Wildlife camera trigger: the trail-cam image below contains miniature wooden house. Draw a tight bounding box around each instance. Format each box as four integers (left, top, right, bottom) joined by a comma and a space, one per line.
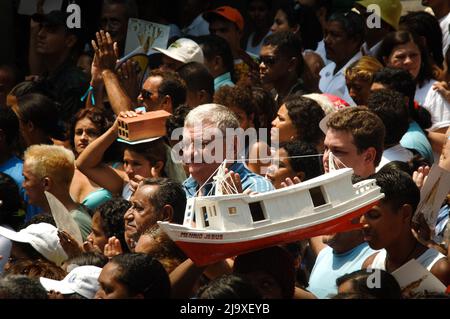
117, 110, 171, 142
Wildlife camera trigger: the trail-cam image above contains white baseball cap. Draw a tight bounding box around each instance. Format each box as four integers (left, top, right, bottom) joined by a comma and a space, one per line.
153, 38, 204, 64
40, 265, 102, 299
0, 223, 68, 266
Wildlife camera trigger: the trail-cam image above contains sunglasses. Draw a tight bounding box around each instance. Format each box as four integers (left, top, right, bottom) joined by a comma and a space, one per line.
140, 89, 153, 100
258, 55, 278, 66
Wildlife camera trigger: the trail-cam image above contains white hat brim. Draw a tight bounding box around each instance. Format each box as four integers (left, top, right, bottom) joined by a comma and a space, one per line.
0, 226, 33, 243
40, 277, 75, 295
152, 47, 186, 63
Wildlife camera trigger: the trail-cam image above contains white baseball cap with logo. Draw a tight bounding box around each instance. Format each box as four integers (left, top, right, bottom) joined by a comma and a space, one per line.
40, 265, 102, 299
0, 223, 68, 266
153, 38, 204, 64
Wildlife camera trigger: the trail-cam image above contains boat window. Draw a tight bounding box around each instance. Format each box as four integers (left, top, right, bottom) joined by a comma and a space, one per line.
249, 202, 265, 222
212, 206, 217, 216
309, 186, 327, 207
228, 207, 237, 215
202, 206, 209, 227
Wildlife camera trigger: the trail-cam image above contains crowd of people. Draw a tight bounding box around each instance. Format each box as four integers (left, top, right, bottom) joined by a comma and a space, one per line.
0, 0, 450, 299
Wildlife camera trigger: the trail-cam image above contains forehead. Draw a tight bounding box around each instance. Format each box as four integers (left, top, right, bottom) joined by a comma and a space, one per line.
260, 45, 277, 56
183, 122, 221, 138
324, 128, 355, 147
143, 76, 162, 90
133, 184, 159, 202
326, 20, 346, 34
75, 117, 96, 128
391, 42, 420, 54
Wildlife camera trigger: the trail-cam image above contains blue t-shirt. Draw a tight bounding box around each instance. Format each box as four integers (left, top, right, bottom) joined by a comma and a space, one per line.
0, 156, 42, 221
307, 242, 376, 299
400, 121, 434, 164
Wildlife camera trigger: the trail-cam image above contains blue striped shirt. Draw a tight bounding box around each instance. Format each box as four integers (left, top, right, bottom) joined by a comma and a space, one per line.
183, 162, 274, 198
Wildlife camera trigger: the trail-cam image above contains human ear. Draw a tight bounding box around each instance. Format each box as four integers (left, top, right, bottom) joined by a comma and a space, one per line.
400, 204, 413, 223
364, 147, 376, 164
161, 204, 174, 222
151, 161, 164, 177
161, 95, 173, 114
42, 177, 52, 191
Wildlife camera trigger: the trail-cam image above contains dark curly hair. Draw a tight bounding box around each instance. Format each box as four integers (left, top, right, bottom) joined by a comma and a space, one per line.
110, 253, 171, 299
281, 140, 323, 181
283, 94, 325, 146
214, 85, 258, 129
96, 197, 131, 251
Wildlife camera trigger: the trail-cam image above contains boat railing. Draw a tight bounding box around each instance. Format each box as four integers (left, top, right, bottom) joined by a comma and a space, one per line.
354, 180, 378, 195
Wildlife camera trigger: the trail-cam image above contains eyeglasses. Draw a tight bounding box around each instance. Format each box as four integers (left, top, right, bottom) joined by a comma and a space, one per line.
258, 56, 277, 66
140, 89, 153, 100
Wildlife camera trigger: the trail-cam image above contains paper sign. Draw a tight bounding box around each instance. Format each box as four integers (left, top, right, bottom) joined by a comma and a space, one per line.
392, 258, 446, 297
414, 164, 450, 228
124, 18, 170, 56
18, 0, 63, 15
45, 191, 83, 245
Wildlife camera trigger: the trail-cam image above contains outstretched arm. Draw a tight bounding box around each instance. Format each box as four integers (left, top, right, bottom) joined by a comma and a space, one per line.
91, 30, 134, 114
75, 117, 126, 195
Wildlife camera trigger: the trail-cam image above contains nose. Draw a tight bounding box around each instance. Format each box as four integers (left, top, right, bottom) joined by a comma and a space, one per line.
124, 208, 134, 221
271, 118, 278, 127
359, 213, 368, 225
270, 23, 277, 33
404, 56, 413, 65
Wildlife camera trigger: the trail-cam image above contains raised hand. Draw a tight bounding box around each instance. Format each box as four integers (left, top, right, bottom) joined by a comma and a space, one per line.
280, 176, 302, 188
58, 230, 83, 258
412, 165, 431, 189
91, 30, 119, 72
118, 59, 140, 101
104, 236, 124, 258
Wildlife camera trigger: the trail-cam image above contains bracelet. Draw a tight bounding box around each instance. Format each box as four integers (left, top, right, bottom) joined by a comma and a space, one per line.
80, 85, 96, 106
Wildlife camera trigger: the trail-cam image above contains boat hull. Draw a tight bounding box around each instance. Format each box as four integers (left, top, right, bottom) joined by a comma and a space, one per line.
167, 201, 378, 266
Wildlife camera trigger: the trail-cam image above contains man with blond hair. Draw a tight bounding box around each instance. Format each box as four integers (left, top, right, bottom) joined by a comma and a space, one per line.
23, 144, 91, 240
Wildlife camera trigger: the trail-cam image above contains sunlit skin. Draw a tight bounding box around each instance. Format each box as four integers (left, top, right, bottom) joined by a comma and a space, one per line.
384, 41, 421, 80
266, 148, 301, 189
271, 104, 298, 144
359, 202, 407, 251
123, 184, 162, 244
86, 212, 108, 252
182, 123, 231, 187
73, 117, 101, 156
324, 21, 360, 70
95, 262, 140, 299
137, 76, 162, 111
323, 128, 375, 178
346, 78, 372, 106
122, 149, 155, 182
22, 162, 46, 207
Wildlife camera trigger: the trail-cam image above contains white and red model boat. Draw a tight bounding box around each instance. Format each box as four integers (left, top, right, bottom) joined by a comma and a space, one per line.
158, 167, 384, 266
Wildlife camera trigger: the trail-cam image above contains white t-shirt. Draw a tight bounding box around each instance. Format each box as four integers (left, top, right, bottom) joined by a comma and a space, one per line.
415, 79, 450, 130
314, 39, 331, 65
319, 51, 361, 105
439, 12, 450, 55
376, 144, 414, 172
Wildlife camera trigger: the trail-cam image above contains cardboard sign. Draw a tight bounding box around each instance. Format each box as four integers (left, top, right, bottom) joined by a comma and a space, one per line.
414, 164, 450, 229
124, 18, 170, 56
392, 258, 446, 297
18, 0, 63, 15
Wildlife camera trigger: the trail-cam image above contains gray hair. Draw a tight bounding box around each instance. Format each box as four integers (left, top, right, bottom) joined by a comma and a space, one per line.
184, 103, 239, 135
